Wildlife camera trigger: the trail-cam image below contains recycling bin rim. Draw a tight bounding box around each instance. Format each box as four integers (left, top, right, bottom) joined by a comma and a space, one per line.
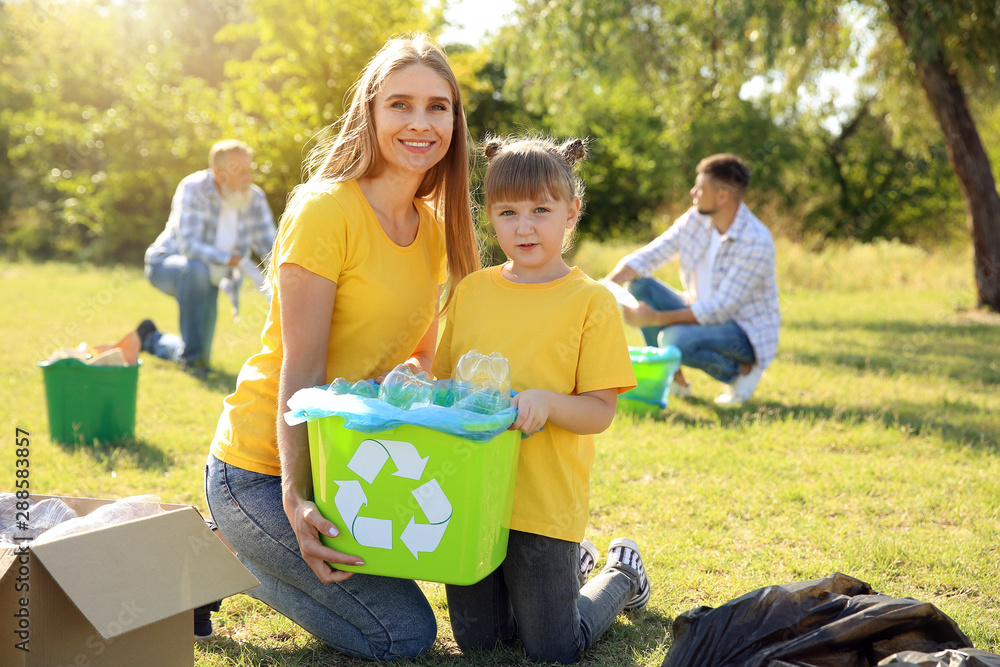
38, 357, 143, 370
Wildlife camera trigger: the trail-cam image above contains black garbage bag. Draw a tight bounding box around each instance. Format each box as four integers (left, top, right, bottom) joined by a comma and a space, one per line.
879, 649, 1000, 666
663, 572, 978, 667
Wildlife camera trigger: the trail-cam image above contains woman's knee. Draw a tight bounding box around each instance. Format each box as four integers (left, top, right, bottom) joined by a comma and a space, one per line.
368, 606, 437, 661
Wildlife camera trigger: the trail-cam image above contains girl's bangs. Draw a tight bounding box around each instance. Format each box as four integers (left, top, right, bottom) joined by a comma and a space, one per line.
486, 153, 569, 205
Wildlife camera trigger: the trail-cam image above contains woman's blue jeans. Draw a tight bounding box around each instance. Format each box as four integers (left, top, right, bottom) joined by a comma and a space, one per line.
145, 255, 217, 365
205, 454, 436, 661
628, 277, 755, 383
445, 530, 637, 664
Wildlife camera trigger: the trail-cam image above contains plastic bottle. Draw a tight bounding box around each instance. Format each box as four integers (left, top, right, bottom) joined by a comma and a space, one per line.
0, 494, 79, 543
378, 364, 434, 410
328, 377, 379, 398
33, 495, 163, 544
452, 350, 512, 414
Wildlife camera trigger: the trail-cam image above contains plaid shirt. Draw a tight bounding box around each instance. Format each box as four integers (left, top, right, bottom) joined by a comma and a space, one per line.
622, 203, 780, 369
145, 169, 276, 271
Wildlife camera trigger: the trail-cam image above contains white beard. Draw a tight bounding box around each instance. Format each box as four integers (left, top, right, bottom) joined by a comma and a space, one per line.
220, 186, 253, 211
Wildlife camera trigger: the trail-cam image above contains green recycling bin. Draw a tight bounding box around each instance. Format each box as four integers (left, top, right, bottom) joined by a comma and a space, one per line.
308, 417, 521, 585
38, 357, 140, 445
618, 345, 682, 415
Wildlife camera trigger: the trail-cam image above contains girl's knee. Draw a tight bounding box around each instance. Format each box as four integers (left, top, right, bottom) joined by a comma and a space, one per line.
522, 639, 582, 665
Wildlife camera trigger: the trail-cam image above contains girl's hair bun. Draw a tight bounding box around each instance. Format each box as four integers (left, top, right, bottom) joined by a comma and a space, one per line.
483, 137, 504, 162
560, 137, 588, 167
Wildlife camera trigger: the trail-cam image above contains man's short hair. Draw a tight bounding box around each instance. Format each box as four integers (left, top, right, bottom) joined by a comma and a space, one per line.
697, 154, 750, 199
209, 140, 254, 169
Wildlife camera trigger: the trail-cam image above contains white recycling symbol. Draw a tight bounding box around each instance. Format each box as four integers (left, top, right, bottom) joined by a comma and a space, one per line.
334, 438, 452, 558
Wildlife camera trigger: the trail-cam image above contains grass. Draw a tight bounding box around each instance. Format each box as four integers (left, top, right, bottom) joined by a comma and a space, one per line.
1, 238, 998, 666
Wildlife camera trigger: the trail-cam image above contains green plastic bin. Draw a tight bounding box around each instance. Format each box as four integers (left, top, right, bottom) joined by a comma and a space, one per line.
308, 417, 521, 585
38, 357, 140, 445
618, 345, 682, 415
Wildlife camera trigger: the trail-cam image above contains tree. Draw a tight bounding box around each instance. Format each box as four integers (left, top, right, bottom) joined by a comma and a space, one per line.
879, 0, 1000, 309
0, 0, 228, 259
213, 0, 436, 206
747, 0, 1000, 307
0, 0, 436, 261
489, 1, 838, 238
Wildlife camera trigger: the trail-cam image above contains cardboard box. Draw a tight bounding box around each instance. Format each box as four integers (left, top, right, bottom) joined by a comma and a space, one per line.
0, 495, 259, 667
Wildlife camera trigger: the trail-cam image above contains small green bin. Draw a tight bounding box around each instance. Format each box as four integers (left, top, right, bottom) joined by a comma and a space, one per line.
38, 357, 140, 445
308, 417, 521, 585
618, 345, 682, 415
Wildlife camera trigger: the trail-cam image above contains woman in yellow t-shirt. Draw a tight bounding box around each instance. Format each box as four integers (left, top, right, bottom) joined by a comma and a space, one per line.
204, 34, 479, 660
432, 136, 643, 664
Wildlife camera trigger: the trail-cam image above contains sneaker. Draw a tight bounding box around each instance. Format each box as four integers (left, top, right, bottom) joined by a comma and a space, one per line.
605, 538, 650, 611
578, 539, 599, 588
669, 379, 692, 398
714, 365, 763, 405
193, 599, 222, 641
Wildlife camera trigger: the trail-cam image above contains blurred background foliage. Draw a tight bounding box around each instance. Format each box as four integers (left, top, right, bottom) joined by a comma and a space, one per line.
0, 0, 996, 263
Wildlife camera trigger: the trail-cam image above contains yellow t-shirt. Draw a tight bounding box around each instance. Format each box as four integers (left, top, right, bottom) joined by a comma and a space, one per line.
211, 180, 447, 475
433, 265, 636, 542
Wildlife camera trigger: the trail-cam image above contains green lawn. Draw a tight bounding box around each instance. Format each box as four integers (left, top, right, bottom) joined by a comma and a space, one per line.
2, 239, 998, 666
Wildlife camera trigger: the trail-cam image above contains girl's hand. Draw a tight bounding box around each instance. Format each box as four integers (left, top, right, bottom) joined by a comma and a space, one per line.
285, 496, 363, 584
510, 389, 551, 435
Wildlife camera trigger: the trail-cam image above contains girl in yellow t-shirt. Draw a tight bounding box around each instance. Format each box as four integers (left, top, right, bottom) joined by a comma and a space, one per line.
204, 34, 479, 660
432, 136, 644, 663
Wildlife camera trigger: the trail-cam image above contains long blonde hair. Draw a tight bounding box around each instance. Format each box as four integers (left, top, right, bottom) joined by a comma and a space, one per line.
270, 33, 480, 298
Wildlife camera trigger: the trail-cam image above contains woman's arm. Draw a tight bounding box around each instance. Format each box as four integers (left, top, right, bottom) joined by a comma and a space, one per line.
277, 262, 364, 583
510, 387, 618, 436
404, 287, 442, 377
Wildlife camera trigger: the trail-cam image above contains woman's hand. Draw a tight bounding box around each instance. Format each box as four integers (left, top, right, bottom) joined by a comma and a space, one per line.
285, 495, 363, 583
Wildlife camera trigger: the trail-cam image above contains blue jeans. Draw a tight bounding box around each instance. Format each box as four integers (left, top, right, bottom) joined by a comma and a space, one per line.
144, 255, 218, 365
445, 530, 636, 664
628, 277, 755, 383
204, 454, 436, 661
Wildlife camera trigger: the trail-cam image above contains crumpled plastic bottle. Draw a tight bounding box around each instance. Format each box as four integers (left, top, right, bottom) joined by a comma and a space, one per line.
378, 364, 434, 410
32, 494, 163, 544
0, 494, 79, 543
328, 377, 378, 398
452, 350, 512, 415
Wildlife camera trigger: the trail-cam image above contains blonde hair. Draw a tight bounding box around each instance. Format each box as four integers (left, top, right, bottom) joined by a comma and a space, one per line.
270, 33, 480, 296
482, 135, 588, 250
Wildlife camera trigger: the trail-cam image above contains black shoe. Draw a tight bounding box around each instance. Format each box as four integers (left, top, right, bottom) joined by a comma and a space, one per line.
194, 599, 222, 641
136, 319, 157, 350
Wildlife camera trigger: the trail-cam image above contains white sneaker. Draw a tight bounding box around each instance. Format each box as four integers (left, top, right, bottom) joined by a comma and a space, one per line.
579, 539, 599, 588
715, 365, 763, 405
604, 538, 650, 610
669, 379, 692, 398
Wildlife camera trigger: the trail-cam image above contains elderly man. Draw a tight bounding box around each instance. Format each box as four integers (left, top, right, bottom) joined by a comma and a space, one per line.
606, 154, 780, 404
141, 140, 276, 375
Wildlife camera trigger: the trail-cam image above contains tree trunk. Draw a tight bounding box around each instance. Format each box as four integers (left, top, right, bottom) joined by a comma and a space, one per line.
888, 2, 1000, 310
